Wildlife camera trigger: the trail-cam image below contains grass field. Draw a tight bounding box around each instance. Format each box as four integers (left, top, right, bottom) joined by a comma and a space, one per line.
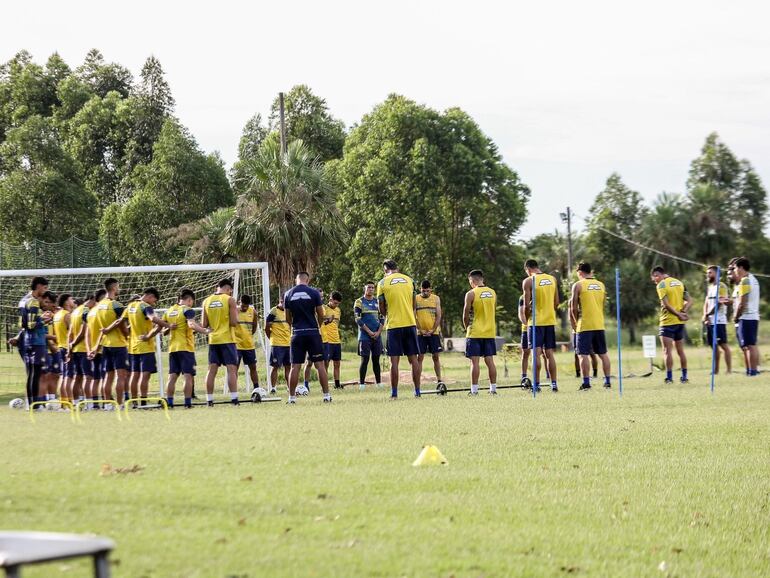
1, 347, 769, 577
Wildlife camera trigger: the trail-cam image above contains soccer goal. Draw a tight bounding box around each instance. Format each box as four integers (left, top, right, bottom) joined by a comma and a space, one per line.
0, 262, 271, 400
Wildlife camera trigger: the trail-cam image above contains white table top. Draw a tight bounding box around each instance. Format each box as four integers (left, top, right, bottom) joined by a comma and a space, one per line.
0, 531, 114, 567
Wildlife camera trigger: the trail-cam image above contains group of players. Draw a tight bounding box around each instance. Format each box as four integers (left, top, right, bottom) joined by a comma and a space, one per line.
16, 276, 265, 410
13, 254, 762, 409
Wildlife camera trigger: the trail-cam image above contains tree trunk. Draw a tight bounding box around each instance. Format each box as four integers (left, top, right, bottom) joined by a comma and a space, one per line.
628, 322, 636, 345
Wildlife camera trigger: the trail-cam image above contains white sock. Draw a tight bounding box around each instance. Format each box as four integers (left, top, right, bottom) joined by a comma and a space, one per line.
490, 383, 497, 392
46, 393, 54, 401
471, 384, 479, 394
289, 395, 296, 402
206, 393, 214, 402
230, 391, 238, 400
324, 393, 331, 400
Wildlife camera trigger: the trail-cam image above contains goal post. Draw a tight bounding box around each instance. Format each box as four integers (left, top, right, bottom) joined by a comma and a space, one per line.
0, 262, 271, 401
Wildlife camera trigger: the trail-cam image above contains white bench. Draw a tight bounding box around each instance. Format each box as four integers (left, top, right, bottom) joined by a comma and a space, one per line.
0, 532, 114, 577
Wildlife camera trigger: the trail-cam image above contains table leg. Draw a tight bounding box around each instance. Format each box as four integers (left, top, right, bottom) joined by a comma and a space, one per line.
94, 552, 111, 578
5, 565, 21, 578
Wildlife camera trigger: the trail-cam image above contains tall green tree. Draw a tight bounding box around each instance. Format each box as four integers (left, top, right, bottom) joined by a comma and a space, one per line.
75, 49, 133, 98
332, 95, 529, 334
230, 113, 269, 195
0, 115, 96, 242
225, 138, 348, 292
269, 85, 345, 162
102, 118, 232, 264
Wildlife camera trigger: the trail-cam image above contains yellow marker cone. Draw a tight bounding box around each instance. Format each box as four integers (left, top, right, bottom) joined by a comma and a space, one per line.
413, 445, 448, 466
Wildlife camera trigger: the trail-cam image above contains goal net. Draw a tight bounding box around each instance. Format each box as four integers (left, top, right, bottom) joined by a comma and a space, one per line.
0, 262, 271, 401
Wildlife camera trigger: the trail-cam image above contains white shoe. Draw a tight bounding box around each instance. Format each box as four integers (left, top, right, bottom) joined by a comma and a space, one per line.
376, 383, 384, 389
103, 404, 115, 411
359, 383, 366, 391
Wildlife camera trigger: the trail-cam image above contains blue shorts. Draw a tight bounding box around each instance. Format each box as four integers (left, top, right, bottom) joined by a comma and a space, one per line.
527, 325, 557, 350
737, 319, 759, 347
576, 330, 607, 355
169, 351, 196, 375
102, 346, 129, 373
130, 352, 157, 374
290, 333, 324, 364
24, 344, 47, 366
238, 348, 257, 366
90, 354, 104, 380
521, 331, 529, 350
386, 326, 420, 357
59, 349, 74, 378
324, 343, 342, 362
269, 345, 291, 368
659, 324, 685, 342
44, 351, 62, 374
705, 324, 727, 346
465, 338, 497, 358
208, 343, 238, 367
418, 334, 443, 355
358, 338, 383, 357
71, 352, 88, 376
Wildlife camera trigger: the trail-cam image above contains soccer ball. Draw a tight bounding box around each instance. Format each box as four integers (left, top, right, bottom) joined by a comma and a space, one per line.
8, 398, 25, 410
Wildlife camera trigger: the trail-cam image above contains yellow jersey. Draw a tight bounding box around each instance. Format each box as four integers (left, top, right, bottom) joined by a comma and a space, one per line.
266, 306, 291, 347
656, 277, 686, 327
69, 304, 88, 353
95, 298, 128, 348
203, 293, 235, 345
86, 304, 102, 352
415, 293, 441, 334
163, 304, 195, 353
466, 286, 497, 338
126, 300, 156, 354
52, 309, 70, 349
376, 273, 416, 329
235, 306, 257, 350
529, 273, 557, 327
576, 278, 605, 332
320, 305, 341, 344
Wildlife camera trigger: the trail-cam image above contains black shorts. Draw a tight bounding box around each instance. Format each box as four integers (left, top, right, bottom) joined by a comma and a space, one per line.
737, 319, 758, 347
358, 338, 383, 357
576, 330, 607, 355
169, 351, 196, 375
130, 352, 157, 374
386, 326, 420, 357
208, 343, 238, 367
90, 354, 104, 380
659, 324, 685, 342
291, 333, 324, 364
418, 334, 443, 355
238, 348, 257, 366
527, 326, 557, 350
102, 346, 129, 373
465, 338, 497, 358
270, 345, 291, 368
43, 351, 62, 374
705, 324, 727, 346
521, 331, 529, 350
24, 344, 47, 367
323, 343, 342, 362
72, 352, 88, 376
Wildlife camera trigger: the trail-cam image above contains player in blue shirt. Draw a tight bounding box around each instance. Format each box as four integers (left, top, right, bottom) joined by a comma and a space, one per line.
354, 281, 384, 390
19, 276, 53, 407
283, 272, 331, 404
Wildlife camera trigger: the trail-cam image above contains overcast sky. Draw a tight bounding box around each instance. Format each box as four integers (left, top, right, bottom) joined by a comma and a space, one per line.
5, 0, 769, 239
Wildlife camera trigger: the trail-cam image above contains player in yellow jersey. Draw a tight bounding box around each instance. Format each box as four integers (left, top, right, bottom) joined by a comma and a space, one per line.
235, 294, 263, 393
523, 259, 560, 392
651, 266, 692, 383
702, 265, 732, 374
377, 259, 421, 398
463, 269, 498, 395
84, 288, 107, 408
321, 291, 343, 390
95, 278, 130, 406
202, 278, 240, 406
53, 293, 75, 403
415, 280, 445, 389
569, 263, 611, 391
68, 294, 96, 406
162, 289, 210, 408
125, 288, 173, 403
265, 296, 291, 394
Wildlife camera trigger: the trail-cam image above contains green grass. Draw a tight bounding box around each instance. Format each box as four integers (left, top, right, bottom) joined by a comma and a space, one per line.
1, 348, 769, 577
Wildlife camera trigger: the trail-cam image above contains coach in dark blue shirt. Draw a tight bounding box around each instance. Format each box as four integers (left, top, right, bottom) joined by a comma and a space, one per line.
283, 272, 332, 403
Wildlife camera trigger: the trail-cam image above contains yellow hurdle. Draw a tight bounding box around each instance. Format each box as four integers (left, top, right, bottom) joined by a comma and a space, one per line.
28, 400, 75, 423
123, 398, 171, 421
74, 399, 122, 423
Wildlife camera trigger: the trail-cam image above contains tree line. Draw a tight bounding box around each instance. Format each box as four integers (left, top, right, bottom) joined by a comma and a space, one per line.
1, 51, 767, 339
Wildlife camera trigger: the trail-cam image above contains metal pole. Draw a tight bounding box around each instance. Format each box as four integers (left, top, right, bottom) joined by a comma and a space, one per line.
710, 266, 721, 394
566, 207, 573, 281
616, 268, 623, 397
279, 92, 287, 158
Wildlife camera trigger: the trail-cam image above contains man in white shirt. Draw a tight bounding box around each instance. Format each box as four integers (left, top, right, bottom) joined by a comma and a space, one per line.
730, 257, 760, 376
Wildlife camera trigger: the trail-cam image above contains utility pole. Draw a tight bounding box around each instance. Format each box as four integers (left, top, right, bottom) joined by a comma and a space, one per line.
278, 92, 287, 159
561, 206, 573, 280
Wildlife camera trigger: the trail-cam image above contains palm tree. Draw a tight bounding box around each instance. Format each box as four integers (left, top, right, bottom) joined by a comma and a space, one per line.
225, 138, 348, 292
165, 206, 237, 264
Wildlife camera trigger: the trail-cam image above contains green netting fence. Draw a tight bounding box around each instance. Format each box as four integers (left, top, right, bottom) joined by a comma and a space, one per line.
0, 237, 109, 270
